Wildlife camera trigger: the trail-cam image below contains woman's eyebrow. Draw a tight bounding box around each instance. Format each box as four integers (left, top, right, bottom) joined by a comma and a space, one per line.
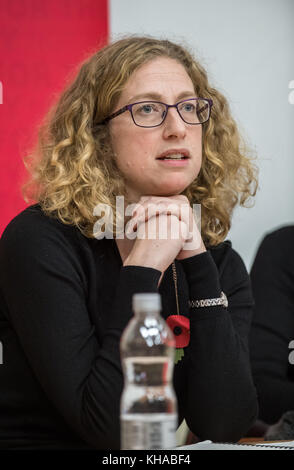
128, 91, 196, 102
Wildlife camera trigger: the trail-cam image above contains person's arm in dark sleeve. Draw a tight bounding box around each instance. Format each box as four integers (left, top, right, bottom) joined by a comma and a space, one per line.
249, 228, 294, 424
0, 216, 161, 449
178, 247, 258, 442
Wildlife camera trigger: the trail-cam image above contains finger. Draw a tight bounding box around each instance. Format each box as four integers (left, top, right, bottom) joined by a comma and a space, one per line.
140, 199, 183, 218
168, 215, 189, 242
131, 201, 144, 218
131, 203, 182, 232
125, 217, 139, 239
138, 196, 150, 204
136, 213, 187, 242
167, 194, 189, 202
134, 198, 193, 230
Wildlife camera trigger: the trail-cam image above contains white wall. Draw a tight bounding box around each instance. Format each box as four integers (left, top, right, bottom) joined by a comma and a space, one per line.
110, 0, 294, 270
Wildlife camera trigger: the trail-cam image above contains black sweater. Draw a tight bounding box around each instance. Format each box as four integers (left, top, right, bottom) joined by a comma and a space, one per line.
250, 226, 294, 424
0, 204, 258, 449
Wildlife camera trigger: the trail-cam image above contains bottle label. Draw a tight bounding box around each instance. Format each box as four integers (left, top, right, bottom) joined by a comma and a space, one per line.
120, 413, 177, 450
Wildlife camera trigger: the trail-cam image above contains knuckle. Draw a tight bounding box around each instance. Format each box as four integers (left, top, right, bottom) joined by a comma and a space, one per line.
179, 220, 189, 237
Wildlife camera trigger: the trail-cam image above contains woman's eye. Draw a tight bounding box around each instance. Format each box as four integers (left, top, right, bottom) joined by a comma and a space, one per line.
181, 103, 195, 112
139, 104, 158, 113
136, 103, 161, 114
142, 105, 153, 113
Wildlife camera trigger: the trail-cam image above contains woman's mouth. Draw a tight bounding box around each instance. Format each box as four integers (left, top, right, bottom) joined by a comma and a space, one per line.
156, 151, 190, 166
156, 154, 190, 166
157, 153, 189, 161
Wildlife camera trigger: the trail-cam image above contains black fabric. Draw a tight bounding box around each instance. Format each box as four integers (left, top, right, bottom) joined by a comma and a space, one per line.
0, 204, 258, 449
250, 226, 294, 424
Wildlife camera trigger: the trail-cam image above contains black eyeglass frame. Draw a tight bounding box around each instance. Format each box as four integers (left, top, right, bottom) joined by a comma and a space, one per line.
101, 98, 213, 128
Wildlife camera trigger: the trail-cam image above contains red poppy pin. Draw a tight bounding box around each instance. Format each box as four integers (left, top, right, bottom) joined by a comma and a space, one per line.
166, 315, 190, 364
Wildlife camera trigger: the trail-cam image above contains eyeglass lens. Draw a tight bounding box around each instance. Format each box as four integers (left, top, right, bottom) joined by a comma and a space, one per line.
131, 99, 210, 127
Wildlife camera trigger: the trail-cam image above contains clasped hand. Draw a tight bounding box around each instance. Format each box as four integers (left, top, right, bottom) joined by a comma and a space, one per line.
124, 195, 206, 273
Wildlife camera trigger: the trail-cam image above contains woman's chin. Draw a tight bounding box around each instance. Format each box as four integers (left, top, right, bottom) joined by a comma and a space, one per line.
152, 183, 190, 197
127, 180, 192, 200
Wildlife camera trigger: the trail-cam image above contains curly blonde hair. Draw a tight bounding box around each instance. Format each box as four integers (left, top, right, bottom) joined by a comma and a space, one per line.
22, 35, 258, 246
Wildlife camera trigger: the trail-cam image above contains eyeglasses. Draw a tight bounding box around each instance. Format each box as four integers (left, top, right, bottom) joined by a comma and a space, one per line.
101, 98, 213, 128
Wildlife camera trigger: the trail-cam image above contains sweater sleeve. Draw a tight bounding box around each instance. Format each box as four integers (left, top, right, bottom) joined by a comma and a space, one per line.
249, 228, 294, 424
0, 213, 161, 450
178, 248, 258, 442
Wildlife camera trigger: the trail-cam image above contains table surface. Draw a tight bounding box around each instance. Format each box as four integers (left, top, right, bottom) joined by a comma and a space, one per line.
177, 439, 294, 450
238, 438, 293, 444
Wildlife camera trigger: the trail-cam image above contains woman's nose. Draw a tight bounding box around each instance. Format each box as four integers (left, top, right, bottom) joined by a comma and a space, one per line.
162, 107, 187, 139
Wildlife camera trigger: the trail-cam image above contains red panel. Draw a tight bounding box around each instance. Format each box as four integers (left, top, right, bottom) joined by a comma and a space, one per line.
0, 0, 108, 233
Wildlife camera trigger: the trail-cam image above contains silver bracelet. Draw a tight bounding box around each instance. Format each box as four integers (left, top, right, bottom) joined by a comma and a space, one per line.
189, 291, 228, 309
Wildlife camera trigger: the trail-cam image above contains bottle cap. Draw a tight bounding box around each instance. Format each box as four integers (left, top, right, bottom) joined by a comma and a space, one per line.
132, 293, 162, 313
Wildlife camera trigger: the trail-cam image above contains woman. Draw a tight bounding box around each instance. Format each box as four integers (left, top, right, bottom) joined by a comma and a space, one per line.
0, 36, 258, 449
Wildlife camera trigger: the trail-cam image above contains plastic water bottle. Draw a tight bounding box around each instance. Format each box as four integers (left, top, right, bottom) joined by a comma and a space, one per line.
120, 292, 178, 450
